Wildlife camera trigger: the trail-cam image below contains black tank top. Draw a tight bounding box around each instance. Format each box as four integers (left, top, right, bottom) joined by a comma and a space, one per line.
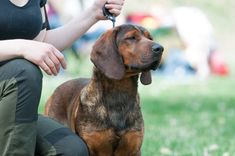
0, 0, 47, 40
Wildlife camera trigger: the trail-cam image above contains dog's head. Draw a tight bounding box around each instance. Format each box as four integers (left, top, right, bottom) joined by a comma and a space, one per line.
91, 24, 164, 85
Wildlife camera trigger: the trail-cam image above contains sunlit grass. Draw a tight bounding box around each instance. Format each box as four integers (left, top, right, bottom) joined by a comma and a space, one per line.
140, 76, 235, 155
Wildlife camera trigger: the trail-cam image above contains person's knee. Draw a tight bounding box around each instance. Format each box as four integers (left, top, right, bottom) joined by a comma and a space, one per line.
14, 59, 42, 88
10, 59, 43, 122
5, 58, 43, 88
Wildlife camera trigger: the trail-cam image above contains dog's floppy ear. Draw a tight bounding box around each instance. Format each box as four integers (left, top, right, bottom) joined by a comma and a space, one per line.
91, 28, 125, 80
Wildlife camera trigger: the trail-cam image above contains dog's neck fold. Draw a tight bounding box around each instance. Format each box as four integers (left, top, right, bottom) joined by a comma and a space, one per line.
80, 67, 139, 108
92, 67, 138, 94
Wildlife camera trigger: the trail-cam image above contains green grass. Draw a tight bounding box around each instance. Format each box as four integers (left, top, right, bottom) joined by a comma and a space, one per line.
39, 72, 235, 156
139, 76, 235, 155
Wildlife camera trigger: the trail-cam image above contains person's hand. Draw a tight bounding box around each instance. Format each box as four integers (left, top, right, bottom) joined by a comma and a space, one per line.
92, 0, 125, 20
19, 40, 67, 76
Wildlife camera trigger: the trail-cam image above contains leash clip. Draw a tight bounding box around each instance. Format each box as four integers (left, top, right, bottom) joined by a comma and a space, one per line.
102, 3, 116, 28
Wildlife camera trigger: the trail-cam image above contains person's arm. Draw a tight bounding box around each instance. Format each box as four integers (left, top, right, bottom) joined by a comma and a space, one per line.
40, 0, 124, 51
0, 40, 23, 62
0, 0, 124, 76
0, 39, 66, 76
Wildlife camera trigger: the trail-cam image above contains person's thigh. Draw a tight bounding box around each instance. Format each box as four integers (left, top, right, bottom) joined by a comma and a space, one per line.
0, 59, 43, 156
0, 58, 43, 122
36, 115, 89, 156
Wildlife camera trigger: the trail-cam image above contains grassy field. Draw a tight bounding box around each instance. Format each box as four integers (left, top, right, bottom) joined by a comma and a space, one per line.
140, 76, 235, 156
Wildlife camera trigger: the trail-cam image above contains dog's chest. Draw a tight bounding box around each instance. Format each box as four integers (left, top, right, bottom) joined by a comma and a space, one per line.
107, 98, 137, 130
81, 91, 142, 131
79, 78, 143, 131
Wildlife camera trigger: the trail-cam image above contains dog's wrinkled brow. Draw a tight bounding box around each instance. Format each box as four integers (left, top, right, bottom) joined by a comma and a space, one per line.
117, 25, 141, 38
116, 25, 152, 44
125, 30, 138, 37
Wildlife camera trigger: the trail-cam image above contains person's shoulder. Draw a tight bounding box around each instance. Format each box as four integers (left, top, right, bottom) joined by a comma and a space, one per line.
40, 0, 47, 7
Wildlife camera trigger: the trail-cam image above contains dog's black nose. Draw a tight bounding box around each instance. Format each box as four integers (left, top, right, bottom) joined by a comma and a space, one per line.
152, 44, 164, 54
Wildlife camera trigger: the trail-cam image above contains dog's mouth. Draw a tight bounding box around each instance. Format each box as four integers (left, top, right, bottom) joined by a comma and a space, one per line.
126, 59, 161, 73
148, 60, 161, 70
124, 58, 162, 85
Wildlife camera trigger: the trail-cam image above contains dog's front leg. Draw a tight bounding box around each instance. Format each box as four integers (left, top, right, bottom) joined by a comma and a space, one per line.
114, 130, 143, 156
81, 129, 117, 156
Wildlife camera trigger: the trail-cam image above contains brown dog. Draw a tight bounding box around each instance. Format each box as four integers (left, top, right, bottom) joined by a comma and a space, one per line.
44, 24, 164, 156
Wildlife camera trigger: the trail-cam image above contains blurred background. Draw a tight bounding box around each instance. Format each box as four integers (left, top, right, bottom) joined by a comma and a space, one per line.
39, 0, 235, 155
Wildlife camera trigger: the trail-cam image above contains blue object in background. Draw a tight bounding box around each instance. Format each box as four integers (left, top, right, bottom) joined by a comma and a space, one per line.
156, 48, 196, 77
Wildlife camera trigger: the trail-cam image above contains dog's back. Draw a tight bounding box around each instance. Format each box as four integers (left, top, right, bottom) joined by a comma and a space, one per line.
45, 78, 89, 127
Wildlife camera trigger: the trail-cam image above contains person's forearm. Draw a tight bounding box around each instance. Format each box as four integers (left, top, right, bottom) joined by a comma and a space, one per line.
0, 39, 23, 61
43, 6, 99, 51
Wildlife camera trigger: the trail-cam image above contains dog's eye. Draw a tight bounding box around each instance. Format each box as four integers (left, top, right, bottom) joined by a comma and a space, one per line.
126, 36, 136, 40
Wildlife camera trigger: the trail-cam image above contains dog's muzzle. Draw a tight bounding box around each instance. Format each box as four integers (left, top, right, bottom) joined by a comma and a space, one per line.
152, 44, 164, 57
149, 44, 164, 70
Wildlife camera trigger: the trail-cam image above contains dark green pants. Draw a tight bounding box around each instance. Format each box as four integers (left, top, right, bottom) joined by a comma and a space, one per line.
0, 59, 88, 156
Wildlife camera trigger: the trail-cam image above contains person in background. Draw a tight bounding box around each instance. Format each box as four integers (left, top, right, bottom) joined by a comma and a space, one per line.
172, 6, 215, 79
0, 0, 125, 155
48, 0, 120, 57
